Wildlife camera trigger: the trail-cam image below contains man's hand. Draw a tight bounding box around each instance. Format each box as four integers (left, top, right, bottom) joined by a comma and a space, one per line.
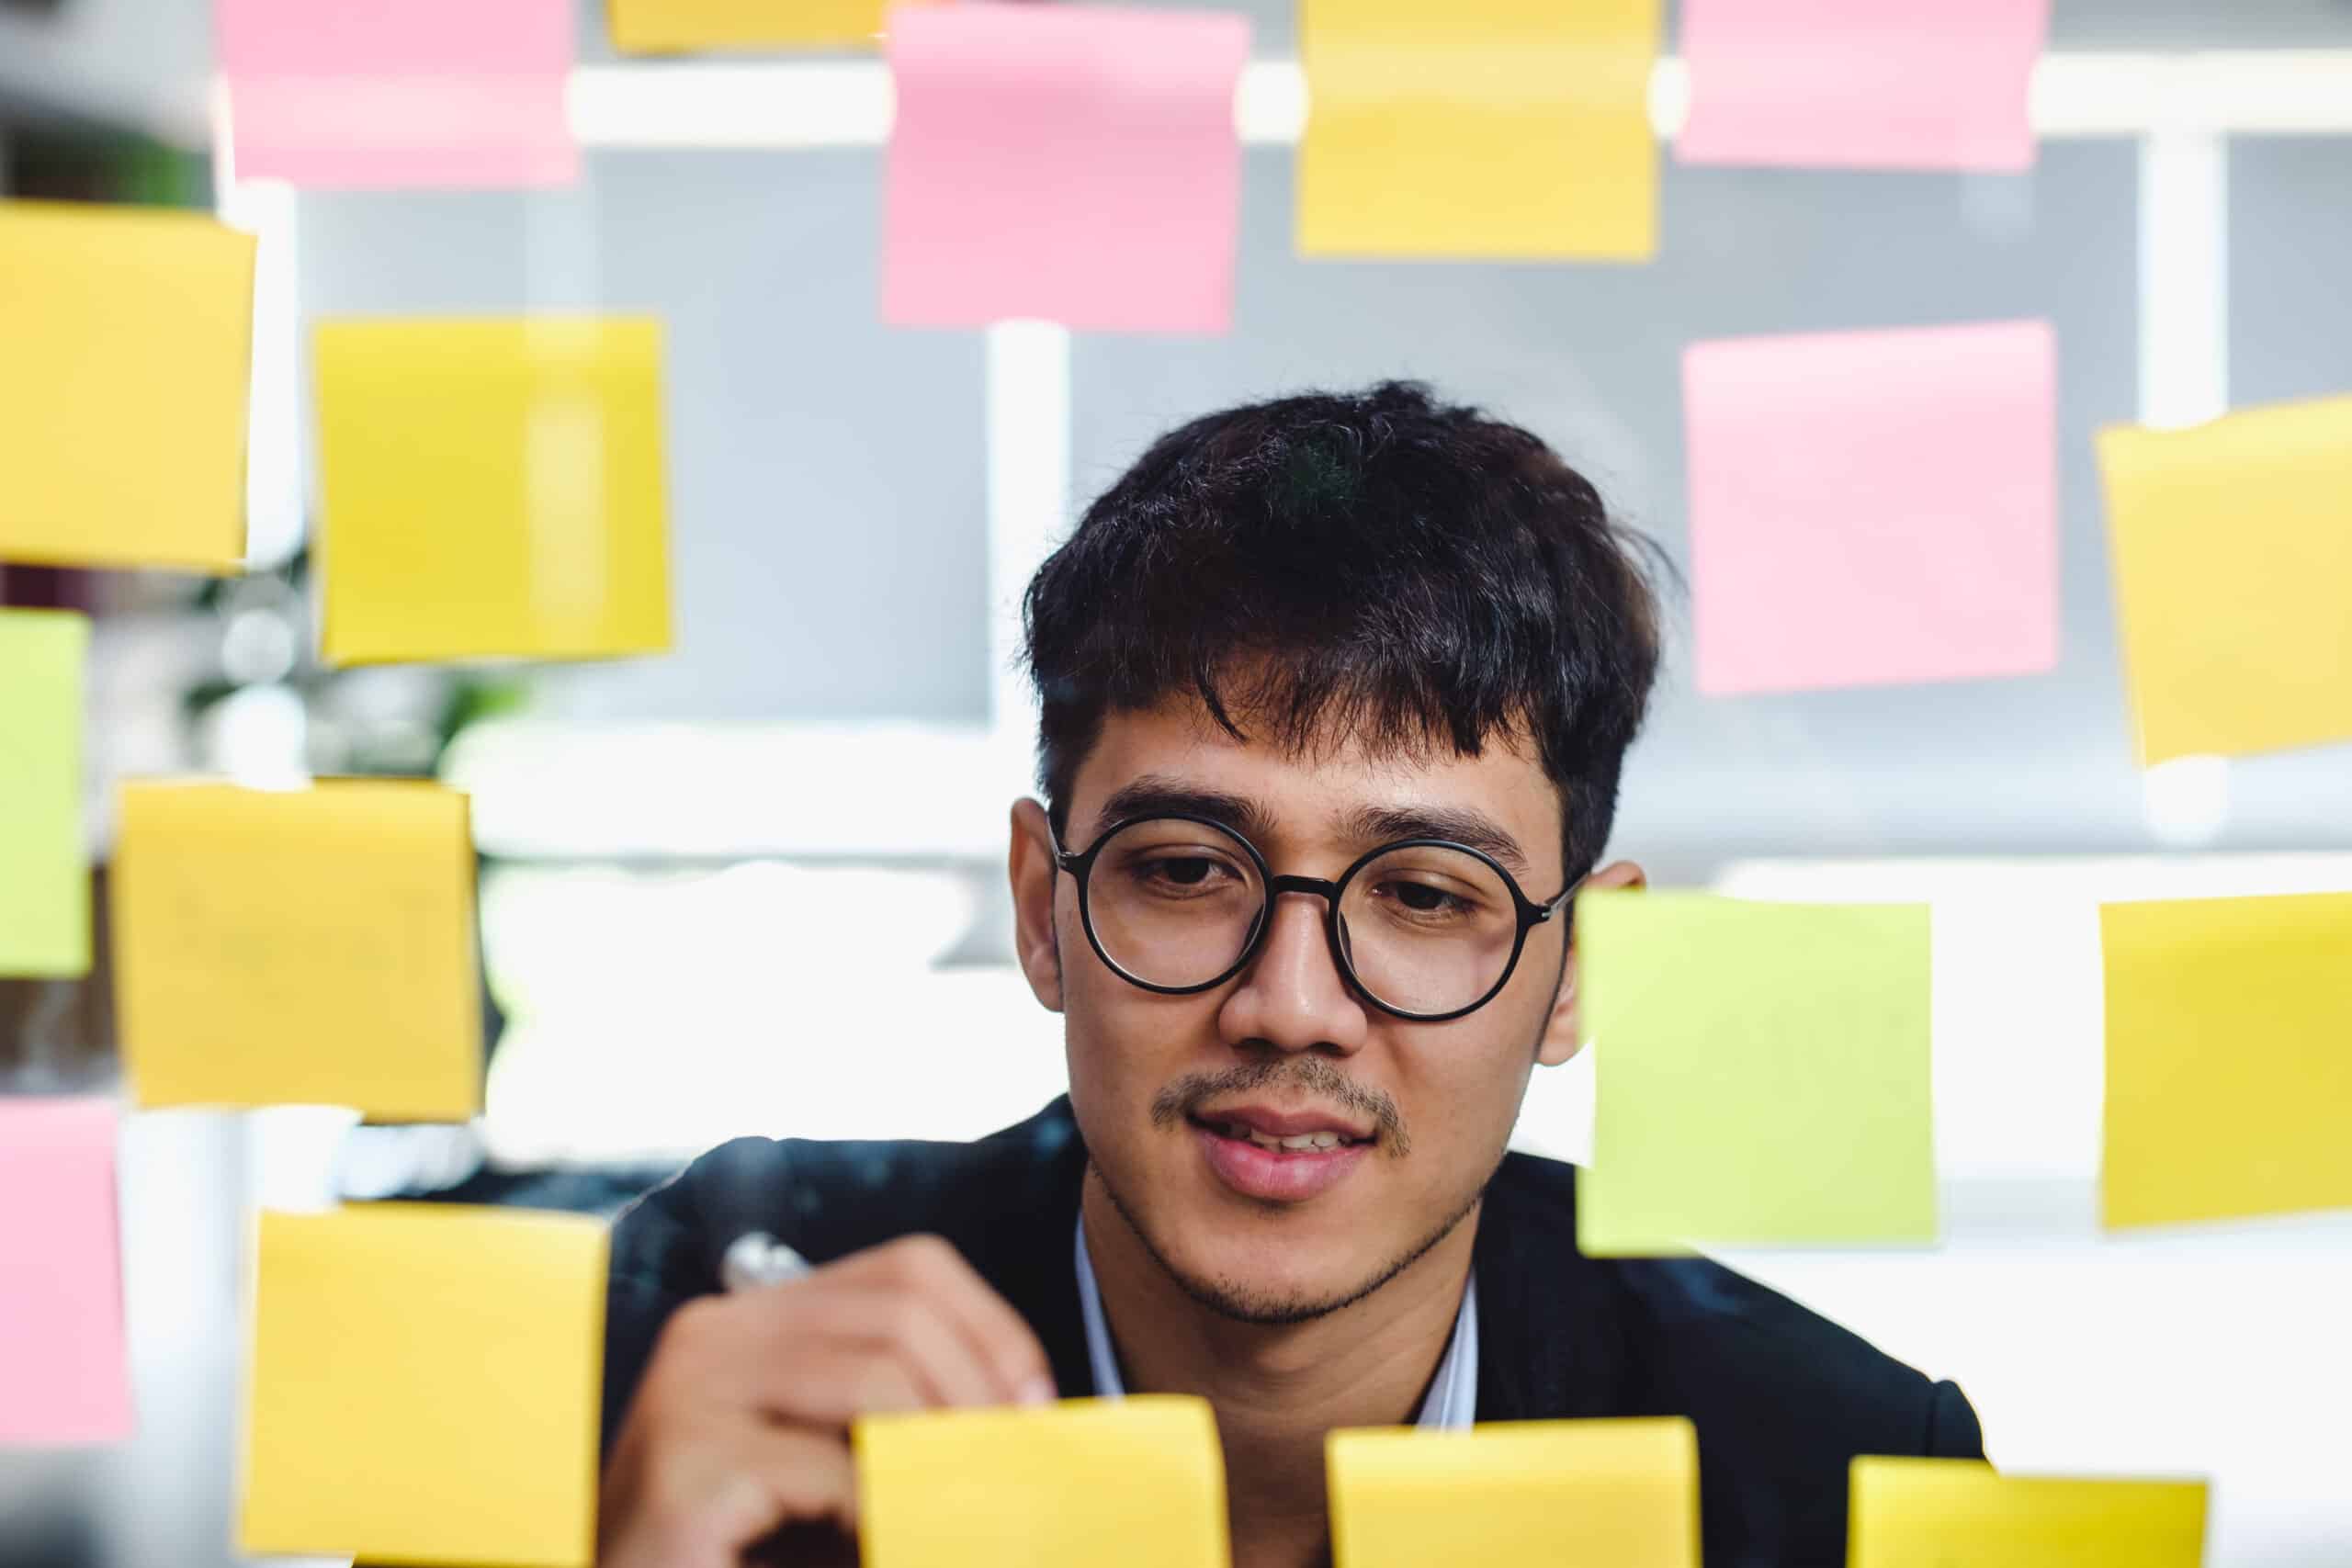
597, 1234, 1057, 1568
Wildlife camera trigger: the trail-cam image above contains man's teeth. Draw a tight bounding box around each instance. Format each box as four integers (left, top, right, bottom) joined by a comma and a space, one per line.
1224, 1122, 1349, 1151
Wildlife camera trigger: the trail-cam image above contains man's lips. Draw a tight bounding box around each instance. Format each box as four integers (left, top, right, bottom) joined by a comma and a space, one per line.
1186, 1112, 1375, 1203
1189, 1101, 1376, 1145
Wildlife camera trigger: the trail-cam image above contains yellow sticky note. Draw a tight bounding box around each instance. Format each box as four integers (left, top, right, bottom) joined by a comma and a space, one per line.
112, 780, 482, 1120
607, 0, 921, 51
856, 1395, 1228, 1568
0, 200, 250, 572
315, 316, 673, 665
1297, 0, 1660, 260
1577, 890, 1938, 1255
243, 1204, 607, 1566
0, 611, 90, 977
1329, 1418, 1698, 1568
2101, 891, 2352, 1231
2098, 397, 2352, 764
1850, 1457, 2208, 1567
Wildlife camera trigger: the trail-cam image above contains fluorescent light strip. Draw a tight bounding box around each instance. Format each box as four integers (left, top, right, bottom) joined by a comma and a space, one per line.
983, 321, 1071, 747
568, 51, 2352, 150
569, 60, 892, 148
211, 83, 307, 571
443, 719, 1014, 860
2130, 128, 2233, 843
2137, 130, 2231, 430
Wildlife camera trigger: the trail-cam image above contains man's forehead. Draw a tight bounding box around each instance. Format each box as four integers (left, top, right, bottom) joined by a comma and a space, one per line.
1069, 698, 1563, 863
1104, 689, 1540, 765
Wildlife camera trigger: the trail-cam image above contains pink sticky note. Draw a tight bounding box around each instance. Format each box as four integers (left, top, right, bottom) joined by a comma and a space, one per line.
1677, 0, 2049, 172
0, 1098, 132, 1446
1685, 320, 2058, 696
214, 0, 578, 188
884, 3, 1250, 333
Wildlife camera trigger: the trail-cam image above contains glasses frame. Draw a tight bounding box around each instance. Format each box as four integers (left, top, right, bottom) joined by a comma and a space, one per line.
1051, 811, 1577, 1023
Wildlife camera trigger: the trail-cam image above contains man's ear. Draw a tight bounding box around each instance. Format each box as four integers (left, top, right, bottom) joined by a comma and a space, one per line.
1008, 797, 1066, 1013
1535, 859, 1646, 1067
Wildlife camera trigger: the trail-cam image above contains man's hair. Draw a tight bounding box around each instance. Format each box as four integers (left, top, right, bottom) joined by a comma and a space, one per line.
1021, 381, 1665, 887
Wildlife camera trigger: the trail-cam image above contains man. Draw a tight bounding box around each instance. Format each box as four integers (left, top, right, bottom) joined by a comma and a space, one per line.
595, 384, 1984, 1568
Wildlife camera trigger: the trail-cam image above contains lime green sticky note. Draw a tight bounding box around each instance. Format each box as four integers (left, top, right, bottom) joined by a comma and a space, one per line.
2101, 891, 2352, 1231
314, 316, 673, 666
1850, 1457, 2208, 1566
243, 1204, 608, 1566
0, 610, 91, 977
2098, 397, 2352, 763
855, 1395, 1228, 1568
1329, 1418, 1698, 1568
1577, 891, 1938, 1255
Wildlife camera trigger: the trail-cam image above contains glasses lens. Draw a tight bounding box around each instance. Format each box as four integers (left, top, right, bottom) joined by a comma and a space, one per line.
1084, 818, 1265, 989
1339, 844, 1521, 1016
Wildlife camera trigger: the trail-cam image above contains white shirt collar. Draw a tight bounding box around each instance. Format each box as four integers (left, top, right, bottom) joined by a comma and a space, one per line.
1073, 1214, 1479, 1428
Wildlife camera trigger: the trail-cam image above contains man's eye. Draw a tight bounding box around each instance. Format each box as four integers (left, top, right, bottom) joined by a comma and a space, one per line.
1383, 880, 1468, 915
1148, 857, 1221, 887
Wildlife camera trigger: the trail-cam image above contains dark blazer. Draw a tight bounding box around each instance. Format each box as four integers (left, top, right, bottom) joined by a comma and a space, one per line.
605, 1098, 1986, 1567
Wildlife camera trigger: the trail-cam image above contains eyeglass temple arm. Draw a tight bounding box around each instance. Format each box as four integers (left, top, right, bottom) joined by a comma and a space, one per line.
1044, 815, 1080, 874
1532, 875, 1588, 922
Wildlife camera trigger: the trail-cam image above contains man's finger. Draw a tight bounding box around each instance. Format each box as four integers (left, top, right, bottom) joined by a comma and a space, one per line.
601, 1422, 857, 1568
864, 1235, 1059, 1404
729, 1235, 1056, 1409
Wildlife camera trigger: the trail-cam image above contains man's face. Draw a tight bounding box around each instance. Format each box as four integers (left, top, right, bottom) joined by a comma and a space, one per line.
1028, 699, 1579, 1325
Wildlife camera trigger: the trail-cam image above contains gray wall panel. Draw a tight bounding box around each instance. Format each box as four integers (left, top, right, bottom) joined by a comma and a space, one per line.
1071, 144, 2180, 877
299, 151, 994, 725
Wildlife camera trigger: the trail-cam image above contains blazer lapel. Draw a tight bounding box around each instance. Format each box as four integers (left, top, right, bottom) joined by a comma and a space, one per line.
966, 1098, 1098, 1400
1471, 1154, 1634, 1422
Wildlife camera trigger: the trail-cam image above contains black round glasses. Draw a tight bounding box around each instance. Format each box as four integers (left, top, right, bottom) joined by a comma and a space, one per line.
1051, 813, 1577, 1023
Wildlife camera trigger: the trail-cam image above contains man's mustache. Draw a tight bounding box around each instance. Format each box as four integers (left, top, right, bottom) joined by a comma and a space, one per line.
1149, 1055, 1410, 1157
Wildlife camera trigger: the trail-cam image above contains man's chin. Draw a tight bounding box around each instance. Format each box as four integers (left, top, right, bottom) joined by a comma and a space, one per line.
1166, 1269, 1365, 1328
1099, 1168, 1362, 1318
1096, 1151, 1490, 1335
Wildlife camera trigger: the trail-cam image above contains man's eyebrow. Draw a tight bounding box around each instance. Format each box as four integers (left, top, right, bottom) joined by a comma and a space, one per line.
1086, 780, 1537, 883
1338, 803, 1534, 881
1089, 776, 1276, 846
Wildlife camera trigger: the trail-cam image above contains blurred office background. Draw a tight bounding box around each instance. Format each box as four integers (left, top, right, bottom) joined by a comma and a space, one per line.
2, 0, 2349, 1562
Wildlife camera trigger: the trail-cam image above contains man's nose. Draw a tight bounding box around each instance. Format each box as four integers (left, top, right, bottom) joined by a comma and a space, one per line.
1216, 889, 1368, 1055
